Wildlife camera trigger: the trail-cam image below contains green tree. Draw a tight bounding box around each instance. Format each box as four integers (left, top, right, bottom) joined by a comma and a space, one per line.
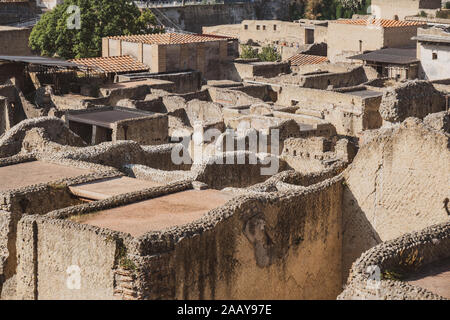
240, 44, 259, 59
258, 45, 281, 62
29, 0, 162, 59
288, 1, 306, 21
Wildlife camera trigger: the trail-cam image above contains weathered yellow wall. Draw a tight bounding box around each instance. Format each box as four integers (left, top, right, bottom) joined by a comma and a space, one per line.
342, 118, 450, 279
139, 179, 344, 300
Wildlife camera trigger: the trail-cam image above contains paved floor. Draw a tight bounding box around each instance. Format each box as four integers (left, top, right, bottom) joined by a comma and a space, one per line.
406, 257, 450, 299
73, 189, 235, 236
0, 161, 92, 192
69, 176, 163, 200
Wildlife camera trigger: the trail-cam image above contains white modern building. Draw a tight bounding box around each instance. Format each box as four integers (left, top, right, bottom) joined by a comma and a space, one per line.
414, 26, 450, 80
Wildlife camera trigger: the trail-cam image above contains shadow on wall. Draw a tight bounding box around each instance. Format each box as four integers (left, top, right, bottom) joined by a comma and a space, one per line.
342, 186, 382, 282
136, 177, 344, 300
341, 116, 450, 282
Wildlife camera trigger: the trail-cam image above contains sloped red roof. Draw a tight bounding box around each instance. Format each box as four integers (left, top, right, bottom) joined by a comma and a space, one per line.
288, 53, 328, 66
106, 33, 230, 45
69, 55, 149, 73
332, 19, 426, 28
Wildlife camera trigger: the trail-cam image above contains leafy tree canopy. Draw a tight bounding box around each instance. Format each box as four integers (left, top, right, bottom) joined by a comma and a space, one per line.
29, 0, 162, 59
240, 44, 259, 60
258, 45, 281, 62
240, 44, 281, 62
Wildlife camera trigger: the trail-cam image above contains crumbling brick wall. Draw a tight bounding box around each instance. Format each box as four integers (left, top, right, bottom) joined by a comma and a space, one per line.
380, 81, 446, 124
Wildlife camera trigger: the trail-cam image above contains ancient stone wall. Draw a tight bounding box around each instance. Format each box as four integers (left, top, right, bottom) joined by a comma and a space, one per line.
15, 215, 123, 299
342, 118, 450, 279
99, 81, 175, 106
339, 221, 450, 300
379, 81, 446, 124
0, 97, 12, 136
275, 85, 382, 137
0, 27, 32, 56
193, 152, 281, 189
185, 99, 223, 125
424, 111, 450, 133
0, 117, 85, 158
208, 86, 265, 107
6, 162, 344, 300
222, 61, 291, 82
0, 156, 121, 299
13, 181, 192, 299
117, 71, 202, 94
256, 65, 369, 90
281, 137, 356, 174
112, 114, 169, 146
134, 177, 343, 299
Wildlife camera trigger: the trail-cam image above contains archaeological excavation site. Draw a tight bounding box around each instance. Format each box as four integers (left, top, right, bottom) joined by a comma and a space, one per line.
0, 0, 449, 302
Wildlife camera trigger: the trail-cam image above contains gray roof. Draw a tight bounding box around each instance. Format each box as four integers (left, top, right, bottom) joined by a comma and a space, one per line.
0, 55, 79, 68
349, 48, 419, 65
67, 109, 151, 129
346, 89, 383, 98
412, 35, 450, 44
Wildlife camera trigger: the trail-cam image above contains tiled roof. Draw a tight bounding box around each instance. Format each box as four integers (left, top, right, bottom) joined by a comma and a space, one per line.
106, 33, 230, 45
288, 53, 328, 66
332, 19, 426, 28
69, 55, 149, 73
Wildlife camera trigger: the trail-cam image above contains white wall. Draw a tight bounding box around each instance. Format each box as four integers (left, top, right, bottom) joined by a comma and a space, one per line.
419, 43, 450, 80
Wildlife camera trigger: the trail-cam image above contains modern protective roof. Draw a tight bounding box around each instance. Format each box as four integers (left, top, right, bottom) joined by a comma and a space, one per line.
69, 55, 149, 74
66, 109, 152, 129
413, 34, 450, 44
349, 47, 419, 65
106, 32, 231, 45
332, 19, 426, 28
0, 55, 79, 68
288, 53, 328, 66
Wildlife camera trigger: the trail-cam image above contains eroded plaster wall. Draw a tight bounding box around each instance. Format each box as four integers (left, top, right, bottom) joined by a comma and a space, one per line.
136, 178, 344, 300
342, 118, 450, 278
15, 217, 121, 300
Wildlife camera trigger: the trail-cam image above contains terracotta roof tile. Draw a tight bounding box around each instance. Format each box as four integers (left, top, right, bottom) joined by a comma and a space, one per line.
332, 19, 426, 28
106, 33, 231, 45
288, 54, 328, 66
69, 55, 149, 73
